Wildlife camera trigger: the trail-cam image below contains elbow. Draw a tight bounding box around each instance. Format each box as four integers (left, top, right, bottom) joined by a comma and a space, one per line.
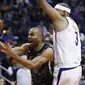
26, 63, 37, 70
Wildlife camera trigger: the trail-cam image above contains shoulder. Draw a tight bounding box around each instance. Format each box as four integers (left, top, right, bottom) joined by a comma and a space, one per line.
42, 44, 53, 55
40, 43, 53, 55
44, 43, 53, 49
35, 43, 53, 56
41, 46, 53, 61
66, 17, 79, 31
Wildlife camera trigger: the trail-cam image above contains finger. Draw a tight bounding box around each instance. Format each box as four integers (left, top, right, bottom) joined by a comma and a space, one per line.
4, 43, 12, 50
4, 44, 13, 56
4, 43, 10, 51
5, 42, 11, 48
4, 43, 14, 54
2, 44, 10, 55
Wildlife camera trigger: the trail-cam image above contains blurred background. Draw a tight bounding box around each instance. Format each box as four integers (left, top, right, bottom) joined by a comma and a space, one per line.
0, 0, 85, 85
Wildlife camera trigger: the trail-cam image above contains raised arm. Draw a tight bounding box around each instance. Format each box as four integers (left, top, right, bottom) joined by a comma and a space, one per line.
36, 0, 61, 21
36, 0, 67, 31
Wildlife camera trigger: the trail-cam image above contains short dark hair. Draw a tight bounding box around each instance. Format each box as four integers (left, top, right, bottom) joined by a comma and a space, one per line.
31, 27, 45, 42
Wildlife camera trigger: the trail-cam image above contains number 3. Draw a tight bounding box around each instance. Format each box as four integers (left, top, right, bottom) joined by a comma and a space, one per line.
75, 31, 78, 46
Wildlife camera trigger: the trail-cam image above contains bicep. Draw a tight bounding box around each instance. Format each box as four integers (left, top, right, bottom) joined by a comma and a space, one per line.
32, 48, 53, 68
12, 47, 24, 55
12, 45, 28, 55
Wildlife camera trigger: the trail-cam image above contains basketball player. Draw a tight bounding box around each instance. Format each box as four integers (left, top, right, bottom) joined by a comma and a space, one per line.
12, 55, 32, 85
36, 0, 82, 85
0, 27, 54, 85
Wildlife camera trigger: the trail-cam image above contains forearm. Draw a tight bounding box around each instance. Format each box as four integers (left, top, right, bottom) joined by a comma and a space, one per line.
0, 42, 6, 51
36, 0, 46, 4
10, 52, 34, 69
36, 0, 57, 21
12, 47, 25, 55
11, 43, 30, 55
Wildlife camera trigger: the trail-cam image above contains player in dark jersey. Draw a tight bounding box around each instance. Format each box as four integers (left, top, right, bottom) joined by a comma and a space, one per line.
28, 42, 53, 85
1, 27, 54, 85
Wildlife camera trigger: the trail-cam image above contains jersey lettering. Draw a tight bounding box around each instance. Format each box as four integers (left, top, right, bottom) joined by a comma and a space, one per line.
75, 31, 78, 46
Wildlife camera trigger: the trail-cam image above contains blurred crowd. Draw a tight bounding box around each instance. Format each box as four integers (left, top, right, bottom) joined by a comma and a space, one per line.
0, 0, 85, 85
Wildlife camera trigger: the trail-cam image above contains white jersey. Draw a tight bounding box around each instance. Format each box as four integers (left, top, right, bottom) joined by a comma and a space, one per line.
53, 17, 81, 68
17, 68, 31, 85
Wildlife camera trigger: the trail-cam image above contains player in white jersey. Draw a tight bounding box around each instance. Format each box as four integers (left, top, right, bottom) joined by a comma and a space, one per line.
12, 55, 32, 85
36, 1, 82, 85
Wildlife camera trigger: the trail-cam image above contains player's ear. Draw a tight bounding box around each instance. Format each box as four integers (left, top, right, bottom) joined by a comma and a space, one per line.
63, 11, 67, 16
38, 36, 42, 41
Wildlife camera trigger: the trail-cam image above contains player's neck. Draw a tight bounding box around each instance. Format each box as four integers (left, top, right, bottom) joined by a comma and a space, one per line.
34, 42, 44, 52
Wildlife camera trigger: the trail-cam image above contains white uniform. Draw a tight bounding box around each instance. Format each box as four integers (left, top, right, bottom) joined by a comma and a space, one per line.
17, 68, 32, 85
53, 17, 82, 85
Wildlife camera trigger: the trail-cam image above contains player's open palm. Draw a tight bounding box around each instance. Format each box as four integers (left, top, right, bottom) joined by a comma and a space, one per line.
0, 41, 6, 51
3, 43, 14, 57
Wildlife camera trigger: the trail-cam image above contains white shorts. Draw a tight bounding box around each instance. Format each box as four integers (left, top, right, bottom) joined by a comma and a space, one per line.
52, 65, 82, 85
17, 68, 32, 85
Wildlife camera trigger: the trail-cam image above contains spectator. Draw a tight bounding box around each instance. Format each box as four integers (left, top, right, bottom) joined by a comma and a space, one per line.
12, 55, 32, 85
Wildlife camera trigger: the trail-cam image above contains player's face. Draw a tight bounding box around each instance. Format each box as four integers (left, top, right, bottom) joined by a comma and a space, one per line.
28, 28, 42, 48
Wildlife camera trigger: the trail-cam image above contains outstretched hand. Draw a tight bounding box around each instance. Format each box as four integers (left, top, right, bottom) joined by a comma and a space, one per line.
2, 42, 14, 57
0, 41, 6, 51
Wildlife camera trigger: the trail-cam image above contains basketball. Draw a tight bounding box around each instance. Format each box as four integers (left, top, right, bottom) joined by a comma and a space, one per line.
0, 19, 3, 32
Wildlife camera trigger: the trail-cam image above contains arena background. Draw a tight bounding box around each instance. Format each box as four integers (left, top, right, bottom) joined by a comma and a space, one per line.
0, 0, 85, 85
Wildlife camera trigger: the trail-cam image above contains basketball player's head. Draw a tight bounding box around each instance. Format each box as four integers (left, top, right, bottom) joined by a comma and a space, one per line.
28, 27, 45, 48
54, 3, 71, 16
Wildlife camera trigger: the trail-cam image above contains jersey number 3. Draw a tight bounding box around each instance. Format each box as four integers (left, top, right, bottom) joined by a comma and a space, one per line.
75, 31, 78, 46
